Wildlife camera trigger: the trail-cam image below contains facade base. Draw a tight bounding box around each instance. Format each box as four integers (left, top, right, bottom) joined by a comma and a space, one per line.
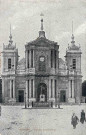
8, 98, 16, 104
68, 98, 75, 103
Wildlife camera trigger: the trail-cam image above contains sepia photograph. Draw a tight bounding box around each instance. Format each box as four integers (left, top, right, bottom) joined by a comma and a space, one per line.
0, 0, 86, 135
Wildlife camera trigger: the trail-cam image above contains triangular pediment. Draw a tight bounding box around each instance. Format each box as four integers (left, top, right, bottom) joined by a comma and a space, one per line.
26, 37, 57, 46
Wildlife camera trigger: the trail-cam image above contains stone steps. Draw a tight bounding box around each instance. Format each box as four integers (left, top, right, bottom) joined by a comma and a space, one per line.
33, 102, 50, 107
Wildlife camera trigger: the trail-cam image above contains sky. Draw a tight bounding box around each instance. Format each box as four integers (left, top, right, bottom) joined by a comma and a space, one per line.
0, 0, 86, 81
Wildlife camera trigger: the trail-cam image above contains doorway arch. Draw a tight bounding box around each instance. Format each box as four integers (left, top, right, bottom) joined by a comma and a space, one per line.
37, 83, 47, 102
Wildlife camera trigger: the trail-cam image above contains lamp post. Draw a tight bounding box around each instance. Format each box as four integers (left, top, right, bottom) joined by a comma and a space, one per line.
55, 91, 57, 108
25, 92, 27, 109
58, 92, 60, 109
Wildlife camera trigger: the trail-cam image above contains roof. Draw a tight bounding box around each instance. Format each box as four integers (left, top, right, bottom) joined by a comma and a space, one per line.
17, 58, 25, 70
69, 45, 80, 51
66, 34, 81, 53
59, 58, 67, 69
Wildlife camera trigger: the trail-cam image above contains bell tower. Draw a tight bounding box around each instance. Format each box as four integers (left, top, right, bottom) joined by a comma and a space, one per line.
1, 25, 18, 103
2, 25, 18, 72
66, 34, 82, 73
65, 23, 82, 103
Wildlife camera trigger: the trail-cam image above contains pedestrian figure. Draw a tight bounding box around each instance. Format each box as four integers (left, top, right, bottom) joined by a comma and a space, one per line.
71, 113, 79, 129
80, 110, 86, 124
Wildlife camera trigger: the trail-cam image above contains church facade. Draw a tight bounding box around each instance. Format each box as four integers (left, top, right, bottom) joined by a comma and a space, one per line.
1, 19, 82, 107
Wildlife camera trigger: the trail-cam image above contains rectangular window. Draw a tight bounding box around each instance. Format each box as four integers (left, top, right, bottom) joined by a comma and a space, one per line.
31, 79, 33, 98
51, 79, 53, 98
31, 50, 33, 68
51, 50, 53, 68
72, 59, 76, 69
8, 58, 11, 69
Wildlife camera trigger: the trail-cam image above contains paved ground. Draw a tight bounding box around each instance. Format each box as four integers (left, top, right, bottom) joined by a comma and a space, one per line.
0, 104, 86, 135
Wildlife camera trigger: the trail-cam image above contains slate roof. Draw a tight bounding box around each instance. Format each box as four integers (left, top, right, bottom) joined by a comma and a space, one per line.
17, 58, 25, 70
59, 58, 66, 69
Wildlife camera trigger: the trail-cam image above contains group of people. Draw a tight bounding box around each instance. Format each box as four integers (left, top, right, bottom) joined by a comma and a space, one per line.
71, 110, 86, 129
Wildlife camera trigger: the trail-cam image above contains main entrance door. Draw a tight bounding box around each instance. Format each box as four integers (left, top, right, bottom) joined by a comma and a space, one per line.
18, 90, 24, 102
37, 83, 47, 102
60, 90, 66, 102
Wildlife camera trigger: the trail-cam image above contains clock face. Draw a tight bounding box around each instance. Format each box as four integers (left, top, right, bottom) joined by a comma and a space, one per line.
40, 57, 45, 62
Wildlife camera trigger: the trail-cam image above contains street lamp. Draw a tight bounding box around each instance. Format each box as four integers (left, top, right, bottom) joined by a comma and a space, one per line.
55, 91, 57, 108
25, 92, 27, 109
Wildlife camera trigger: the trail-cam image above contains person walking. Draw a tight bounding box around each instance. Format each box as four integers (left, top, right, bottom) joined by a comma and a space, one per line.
80, 110, 86, 124
71, 113, 79, 129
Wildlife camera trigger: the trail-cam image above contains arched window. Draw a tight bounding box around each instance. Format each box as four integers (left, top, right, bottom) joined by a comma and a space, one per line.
39, 56, 46, 71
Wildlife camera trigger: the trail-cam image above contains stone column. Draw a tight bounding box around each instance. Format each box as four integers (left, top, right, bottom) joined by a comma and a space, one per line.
55, 50, 56, 68
2, 78, 5, 102
55, 79, 58, 107
6, 57, 8, 70
26, 51, 28, 68
49, 50, 51, 68
49, 79, 51, 98
53, 50, 55, 68
33, 50, 34, 68
10, 80, 12, 98
29, 79, 31, 98
53, 79, 55, 98
26, 80, 28, 104
72, 80, 74, 98
14, 55, 15, 70
13, 79, 15, 98
29, 50, 31, 68
56, 50, 58, 69
69, 80, 71, 98
2, 54, 4, 72
33, 79, 35, 98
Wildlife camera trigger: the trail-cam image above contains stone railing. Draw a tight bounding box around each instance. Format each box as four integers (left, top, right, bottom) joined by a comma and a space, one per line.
2, 69, 15, 75
26, 68, 35, 74
58, 69, 67, 76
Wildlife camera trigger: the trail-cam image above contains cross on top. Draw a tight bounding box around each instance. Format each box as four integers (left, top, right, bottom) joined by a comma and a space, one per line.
40, 13, 44, 31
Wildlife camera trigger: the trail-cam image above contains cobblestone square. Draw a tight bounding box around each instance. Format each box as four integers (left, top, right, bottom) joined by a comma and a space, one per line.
0, 105, 86, 135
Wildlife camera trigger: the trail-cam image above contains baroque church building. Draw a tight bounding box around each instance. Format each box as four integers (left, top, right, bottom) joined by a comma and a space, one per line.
1, 18, 82, 107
